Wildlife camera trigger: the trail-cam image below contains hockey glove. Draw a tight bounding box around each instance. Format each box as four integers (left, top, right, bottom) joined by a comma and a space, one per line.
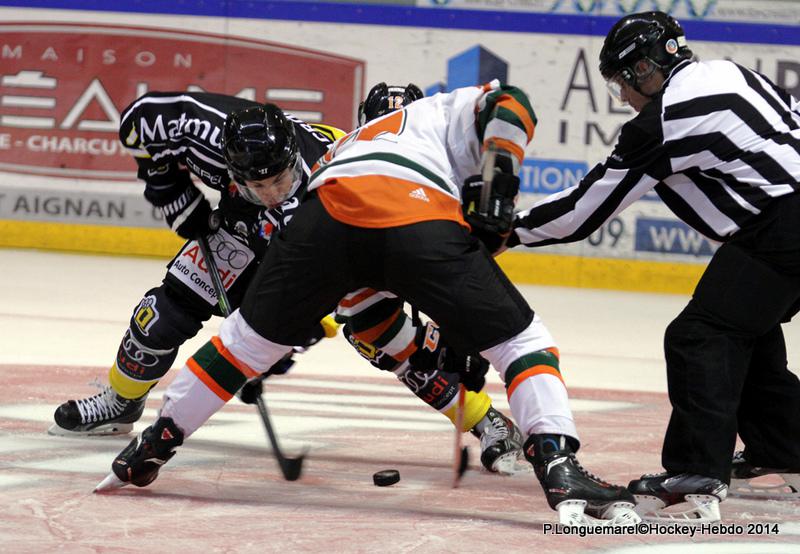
144, 170, 213, 240
462, 158, 519, 255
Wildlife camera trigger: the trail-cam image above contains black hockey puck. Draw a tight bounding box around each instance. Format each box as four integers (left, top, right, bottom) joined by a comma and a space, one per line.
373, 469, 400, 487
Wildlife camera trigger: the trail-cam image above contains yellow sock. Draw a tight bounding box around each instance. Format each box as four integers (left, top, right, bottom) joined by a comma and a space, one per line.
443, 389, 492, 432
108, 363, 155, 400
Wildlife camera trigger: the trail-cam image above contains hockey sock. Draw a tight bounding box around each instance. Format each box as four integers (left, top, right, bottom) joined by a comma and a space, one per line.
443, 390, 492, 432
108, 363, 156, 400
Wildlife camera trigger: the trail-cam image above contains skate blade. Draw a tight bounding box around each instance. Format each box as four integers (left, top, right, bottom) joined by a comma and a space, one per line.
556, 500, 640, 527
730, 475, 800, 499
491, 452, 533, 476
94, 472, 128, 493
48, 422, 134, 437
634, 493, 721, 524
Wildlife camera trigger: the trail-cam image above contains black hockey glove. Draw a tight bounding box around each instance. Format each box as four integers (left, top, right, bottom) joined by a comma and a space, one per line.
462, 158, 519, 255
408, 322, 489, 392
144, 170, 213, 240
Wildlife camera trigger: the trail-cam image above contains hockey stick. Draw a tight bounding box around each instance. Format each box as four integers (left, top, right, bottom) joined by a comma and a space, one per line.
197, 215, 305, 481
452, 383, 469, 488
478, 142, 497, 217
413, 307, 469, 487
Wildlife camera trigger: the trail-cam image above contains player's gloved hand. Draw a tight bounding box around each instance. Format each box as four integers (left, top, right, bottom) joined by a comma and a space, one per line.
461, 152, 520, 255
450, 351, 489, 392
409, 321, 489, 392
173, 195, 213, 240
144, 171, 213, 240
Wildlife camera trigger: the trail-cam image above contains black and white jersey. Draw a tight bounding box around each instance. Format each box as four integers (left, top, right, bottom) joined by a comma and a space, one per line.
511, 60, 800, 247
119, 91, 340, 250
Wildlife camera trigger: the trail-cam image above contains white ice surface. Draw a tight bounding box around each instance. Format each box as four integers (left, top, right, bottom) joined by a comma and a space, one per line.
2, 248, 798, 392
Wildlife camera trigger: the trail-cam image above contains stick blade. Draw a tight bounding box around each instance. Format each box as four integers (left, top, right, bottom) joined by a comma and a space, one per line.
452, 446, 469, 488
94, 472, 127, 493
283, 458, 304, 482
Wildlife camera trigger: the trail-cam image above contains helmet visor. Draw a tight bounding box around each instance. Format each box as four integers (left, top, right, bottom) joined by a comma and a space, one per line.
230, 155, 303, 208
605, 72, 626, 104
603, 59, 658, 105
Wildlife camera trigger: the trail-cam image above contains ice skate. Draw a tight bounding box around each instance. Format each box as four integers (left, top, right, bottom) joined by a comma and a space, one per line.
628, 472, 727, 523
94, 416, 183, 492
525, 434, 639, 527
49, 383, 146, 436
729, 451, 800, 499
471, 407, 529, 475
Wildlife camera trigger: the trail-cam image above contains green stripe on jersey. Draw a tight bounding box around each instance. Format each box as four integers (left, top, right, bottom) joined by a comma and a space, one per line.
192, 341, 247, 397
476, 85, 537, 142
372, 312, 408, 349
496, 106, 530, 136
504, 350, 560, 389
310, 153, 453, 194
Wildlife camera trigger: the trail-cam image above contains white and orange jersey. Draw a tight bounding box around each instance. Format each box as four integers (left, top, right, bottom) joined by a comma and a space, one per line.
308, 81, 537, 229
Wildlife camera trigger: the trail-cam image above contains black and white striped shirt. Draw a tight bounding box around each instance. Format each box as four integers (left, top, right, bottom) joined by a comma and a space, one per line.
510, 59, 800, 247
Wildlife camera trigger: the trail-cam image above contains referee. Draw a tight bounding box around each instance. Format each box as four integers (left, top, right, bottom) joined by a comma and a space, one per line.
505, 11, 800, 517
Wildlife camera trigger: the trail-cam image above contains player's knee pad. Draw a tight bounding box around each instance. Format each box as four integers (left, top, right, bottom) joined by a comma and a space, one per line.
115, 286, 208, 382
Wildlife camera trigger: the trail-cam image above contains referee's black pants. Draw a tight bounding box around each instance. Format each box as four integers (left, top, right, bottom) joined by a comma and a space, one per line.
239, 194, 533, 357
662, 193, 800, 482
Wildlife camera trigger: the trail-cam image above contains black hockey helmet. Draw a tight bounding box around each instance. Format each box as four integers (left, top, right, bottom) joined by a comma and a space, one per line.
599, 11, 693, 93
357, 82, 424, 126
222, 103, 298, 183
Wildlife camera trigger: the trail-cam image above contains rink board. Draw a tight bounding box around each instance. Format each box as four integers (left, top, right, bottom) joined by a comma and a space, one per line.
1, 363, 799, 554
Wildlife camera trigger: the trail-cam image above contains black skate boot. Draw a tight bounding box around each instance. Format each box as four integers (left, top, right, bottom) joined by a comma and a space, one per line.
730, 451, 800, 499
49, 384, 146, 436
471, 407, 527, 474
525, 434, 638, 526
628, 472, 727, 523
95, 417, 184, 491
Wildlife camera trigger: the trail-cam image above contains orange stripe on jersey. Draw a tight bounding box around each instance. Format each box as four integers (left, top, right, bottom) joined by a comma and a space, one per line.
496, 94, 536, 140
506, 365, 565, 399
357, 111, 405, 141
338, 288, 379, 309
210, 336, 259, 379
356, 308, 402, 344
187, 358, 234, 402
487, 137, 525, 164
317, 176, 467, 229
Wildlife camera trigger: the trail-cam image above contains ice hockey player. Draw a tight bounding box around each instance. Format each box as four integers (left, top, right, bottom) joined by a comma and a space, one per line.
52, 85, 524, 475
506, 11, 800, 522
98, 81, 639, 526
49, 91, 340, 439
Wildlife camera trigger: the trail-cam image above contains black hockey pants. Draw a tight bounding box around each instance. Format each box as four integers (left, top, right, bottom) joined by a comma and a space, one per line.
239, 193, 533, 355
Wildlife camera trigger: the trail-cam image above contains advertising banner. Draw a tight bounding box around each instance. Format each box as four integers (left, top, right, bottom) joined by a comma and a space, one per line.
0, 2, 797, 289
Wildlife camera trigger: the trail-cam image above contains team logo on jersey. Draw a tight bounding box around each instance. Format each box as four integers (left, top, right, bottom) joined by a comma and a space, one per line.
133, 295, 160, 336
259, 221, 275, 241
